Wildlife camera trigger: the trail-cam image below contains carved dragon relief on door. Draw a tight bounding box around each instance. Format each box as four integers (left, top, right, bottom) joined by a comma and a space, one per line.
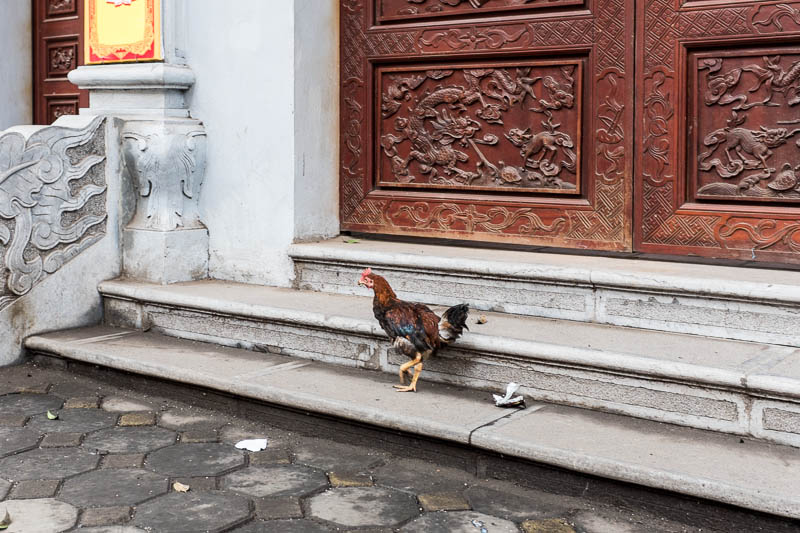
341, 0, 633, 249
378, 61, 581, 193
691, 50, 800, 202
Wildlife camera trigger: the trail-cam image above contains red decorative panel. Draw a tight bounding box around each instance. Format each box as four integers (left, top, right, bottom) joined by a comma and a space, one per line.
636, 0, 800, 262
341, 0, 634, 250
377, 0, 584, 23
47, 0, 77, 17
378, 59, 583, 193
47, 40, 79, 78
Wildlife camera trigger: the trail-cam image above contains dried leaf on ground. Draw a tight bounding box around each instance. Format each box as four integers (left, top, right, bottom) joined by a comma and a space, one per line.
172, 482, 190, 493
0, 509, 10, 530
46, 410, 59, 420
476, 315, 488, 324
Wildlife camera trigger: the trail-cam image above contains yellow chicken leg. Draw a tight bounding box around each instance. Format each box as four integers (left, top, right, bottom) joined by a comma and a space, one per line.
394, 362, 423, 393
394, 354, 421, 388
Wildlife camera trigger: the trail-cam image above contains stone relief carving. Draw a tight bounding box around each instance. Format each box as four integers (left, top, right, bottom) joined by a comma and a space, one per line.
378, 64, 580, 192
0, 117, 107, 311
122, 122, 207, 231
695, 53, 800, 200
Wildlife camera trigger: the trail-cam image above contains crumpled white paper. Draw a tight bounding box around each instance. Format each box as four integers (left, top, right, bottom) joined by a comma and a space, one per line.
493, 382, 525, 408
235, 438, 268, 452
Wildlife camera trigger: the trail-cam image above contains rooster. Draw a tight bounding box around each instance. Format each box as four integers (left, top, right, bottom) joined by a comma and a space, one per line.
358, 268, 469, 392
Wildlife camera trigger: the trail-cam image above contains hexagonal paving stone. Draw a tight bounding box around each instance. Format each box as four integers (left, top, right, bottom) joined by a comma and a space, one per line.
0, 498, 78, 532
133, 492, 250, 532
0, 448, 99, 481
26, 408, 117, 433
400, 511, 519, 533
78, 526, 145, 533
231, 519, 332, 532
83, 426, 176, 454
146, 443, 244, 477
308, 487, 418, 528
466, 485, 581, 522
293, 438, 384, 473
222, 465, 328, 498
158, 409, 225, 430
0, 428, 40, 457
59, 468, 169, 507
0, 394, 63, 416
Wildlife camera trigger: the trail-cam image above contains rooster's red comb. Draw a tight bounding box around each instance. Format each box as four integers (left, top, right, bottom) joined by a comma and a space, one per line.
360, 267, 372, 278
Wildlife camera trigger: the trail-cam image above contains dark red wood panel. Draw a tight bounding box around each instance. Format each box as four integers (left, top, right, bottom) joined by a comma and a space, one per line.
33, 0, 88, 125
341, 0, 634, 250
636, 0, 800, 262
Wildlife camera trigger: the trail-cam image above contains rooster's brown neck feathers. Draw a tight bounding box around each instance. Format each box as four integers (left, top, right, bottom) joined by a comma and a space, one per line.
369, 275, 397, 307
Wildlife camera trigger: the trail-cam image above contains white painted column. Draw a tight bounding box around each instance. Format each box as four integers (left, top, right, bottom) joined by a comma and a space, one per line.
0, 0, 33, 129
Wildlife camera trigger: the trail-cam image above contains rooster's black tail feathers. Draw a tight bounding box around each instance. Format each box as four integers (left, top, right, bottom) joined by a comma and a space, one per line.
439, 303, 469, 344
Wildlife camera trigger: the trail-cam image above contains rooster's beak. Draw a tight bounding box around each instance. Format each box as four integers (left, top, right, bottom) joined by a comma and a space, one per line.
357, 279, 366, 287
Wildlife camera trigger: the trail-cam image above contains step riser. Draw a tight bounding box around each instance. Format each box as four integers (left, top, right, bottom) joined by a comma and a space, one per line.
294, 259, 800, 347
104, 295, 800, 448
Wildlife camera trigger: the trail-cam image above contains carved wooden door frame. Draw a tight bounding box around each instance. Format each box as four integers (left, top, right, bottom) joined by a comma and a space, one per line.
636, 0, 800, 263
33, 0, 88, 125
340, 0, 635, 251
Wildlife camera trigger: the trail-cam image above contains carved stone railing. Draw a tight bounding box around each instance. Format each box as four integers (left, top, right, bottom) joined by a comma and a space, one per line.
0, 116, 128, 365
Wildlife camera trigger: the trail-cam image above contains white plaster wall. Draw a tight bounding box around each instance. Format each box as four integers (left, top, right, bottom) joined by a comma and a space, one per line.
180, 0, 296, 286
176, 0, 339, 287
293, 0, 339, 242
0, 0, 33, 129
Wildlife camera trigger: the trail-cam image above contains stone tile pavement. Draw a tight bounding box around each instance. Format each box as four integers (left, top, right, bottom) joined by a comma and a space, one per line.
0, 362, 735, 532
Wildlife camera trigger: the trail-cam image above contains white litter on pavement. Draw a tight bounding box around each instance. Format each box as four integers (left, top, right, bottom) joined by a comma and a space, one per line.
234, 438, 268, 451
493, 382, 525, 408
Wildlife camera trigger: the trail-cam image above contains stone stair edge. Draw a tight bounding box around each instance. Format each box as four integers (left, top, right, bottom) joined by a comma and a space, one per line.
97, 279, 800, 402
23, 328, 800, 521
289, 241, 800, 305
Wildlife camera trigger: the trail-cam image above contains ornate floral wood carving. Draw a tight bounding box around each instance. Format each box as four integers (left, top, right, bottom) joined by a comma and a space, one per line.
0, 118, 106, 311
340, 0, 633, 249
637, 0, 800, 262
377, 0, 583, 23
49, 45, 77, 76
47, 0, 76, 17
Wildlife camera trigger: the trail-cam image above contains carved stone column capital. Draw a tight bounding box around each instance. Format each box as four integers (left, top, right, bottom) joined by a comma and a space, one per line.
122, 119, 207, 231
70, 62, 210, 284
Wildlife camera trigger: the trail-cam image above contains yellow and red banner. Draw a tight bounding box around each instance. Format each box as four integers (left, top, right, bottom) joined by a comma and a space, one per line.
85, 0, 162, 64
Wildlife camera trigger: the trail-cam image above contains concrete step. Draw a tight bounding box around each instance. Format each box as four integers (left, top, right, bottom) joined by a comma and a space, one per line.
96, 279, 800, 448
24, 326, 800, 521
290, 238, 800, 347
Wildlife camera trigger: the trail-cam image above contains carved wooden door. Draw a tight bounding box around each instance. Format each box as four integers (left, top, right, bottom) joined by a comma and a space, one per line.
340, 0, 634, 250
636, 1, 800, 262
33, 0, 88, 125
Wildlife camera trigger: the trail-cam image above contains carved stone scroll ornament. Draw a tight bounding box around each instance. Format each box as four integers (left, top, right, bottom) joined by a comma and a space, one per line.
0, 117, 107, 311
122, 122, 207, 231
